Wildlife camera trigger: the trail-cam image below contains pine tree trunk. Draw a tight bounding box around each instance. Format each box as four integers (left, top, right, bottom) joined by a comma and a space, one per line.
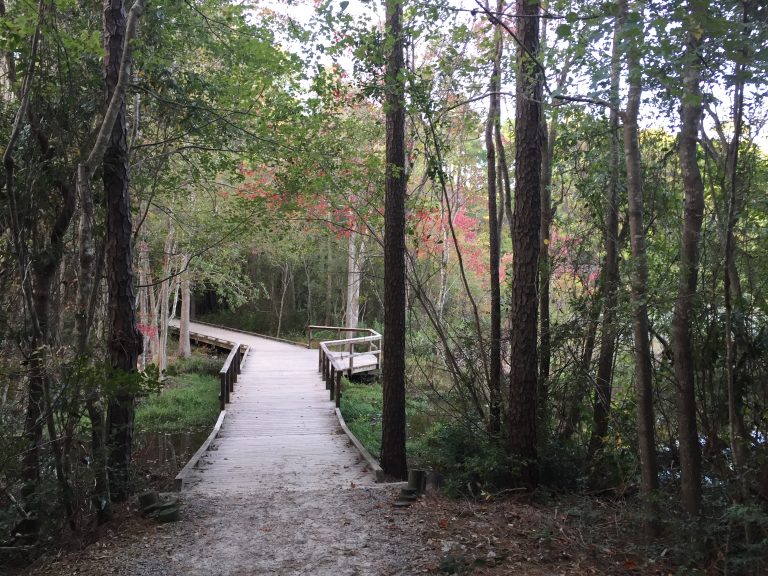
380, 0, 408, 481
671, 21, 705, 516
104, 0, 143, 503
507, 0, 542, 486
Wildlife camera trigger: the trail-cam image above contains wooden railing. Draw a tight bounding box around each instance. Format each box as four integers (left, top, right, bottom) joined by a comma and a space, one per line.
219, 342, 248, 410
174, 331, 248, 490
308, 325, 382, 408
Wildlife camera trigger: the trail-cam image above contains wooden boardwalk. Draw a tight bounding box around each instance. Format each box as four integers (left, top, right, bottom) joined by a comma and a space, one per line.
178, 322, 376, 493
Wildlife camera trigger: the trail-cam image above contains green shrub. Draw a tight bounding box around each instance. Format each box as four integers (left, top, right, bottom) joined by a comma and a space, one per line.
421, 421, 512, 496
165, 353, 222, 377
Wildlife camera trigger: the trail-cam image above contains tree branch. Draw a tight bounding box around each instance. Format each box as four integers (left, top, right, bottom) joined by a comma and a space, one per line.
84, 0, 146, 172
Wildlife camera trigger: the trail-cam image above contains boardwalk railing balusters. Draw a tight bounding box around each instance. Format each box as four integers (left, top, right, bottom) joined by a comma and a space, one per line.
219, 343, 245, 410
308, 325, 382, 408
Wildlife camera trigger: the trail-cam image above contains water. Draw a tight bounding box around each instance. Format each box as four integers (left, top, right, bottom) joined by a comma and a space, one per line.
134, 430, 211, 489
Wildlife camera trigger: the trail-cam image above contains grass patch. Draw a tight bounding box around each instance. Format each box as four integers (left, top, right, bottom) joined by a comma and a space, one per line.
339, 380, 434, 464
135, 372, 219, 434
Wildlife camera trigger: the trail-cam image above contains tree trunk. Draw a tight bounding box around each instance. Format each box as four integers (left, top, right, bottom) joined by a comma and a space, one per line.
621, 0, 659, 535
485, 7, 502, 435
104, 0, 143, 503
178, 254, 192, 358
723, 4, 750, 488
137, 225, 151, 369
276, 262, 291, 338
507, 0, 542, 486
538, 107, 559, 432
671, 19, 705, 517
345, 230, 363, 329
380, 0, 408, 481
588, 14, 622, 460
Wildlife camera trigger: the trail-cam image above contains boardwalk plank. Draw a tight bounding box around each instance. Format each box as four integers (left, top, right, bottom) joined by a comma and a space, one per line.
178, 321, 375, 494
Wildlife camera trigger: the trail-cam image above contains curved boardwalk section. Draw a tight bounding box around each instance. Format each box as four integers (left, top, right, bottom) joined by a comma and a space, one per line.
181, 321, 375, 493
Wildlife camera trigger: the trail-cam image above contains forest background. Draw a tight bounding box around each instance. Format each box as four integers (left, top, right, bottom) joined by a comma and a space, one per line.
0, 0, 767, 573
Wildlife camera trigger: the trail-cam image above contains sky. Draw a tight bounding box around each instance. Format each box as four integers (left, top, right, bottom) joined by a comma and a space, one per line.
258, 0, 767, 151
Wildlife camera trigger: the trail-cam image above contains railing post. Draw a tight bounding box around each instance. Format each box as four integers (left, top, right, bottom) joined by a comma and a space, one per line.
335, 370, 342, 408
329, 367, 335, 400
220, 371, 227, 409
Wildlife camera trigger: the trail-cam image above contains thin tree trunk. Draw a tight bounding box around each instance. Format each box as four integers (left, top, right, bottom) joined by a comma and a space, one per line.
276, 262, 291, 338
436, 179, 453, 324
507, 0, 542, 486
621, 0, 659, 535
485, 4, 502, 435
588, 14, 623, 460
324, 243, 334, 325
671, 17, 705, 516
158, 221, 175, 371
724, 3, 750, 486
137, 224, 150, 369
178, 254, 192, 358
345, 230, 363, 329
380, 0, 408, 481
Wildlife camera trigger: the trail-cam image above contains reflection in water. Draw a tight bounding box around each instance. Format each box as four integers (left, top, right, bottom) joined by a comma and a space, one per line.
134, 430, 210, 488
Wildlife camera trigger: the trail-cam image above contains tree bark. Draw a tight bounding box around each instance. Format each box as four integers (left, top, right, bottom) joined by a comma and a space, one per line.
178, 254, 192, 358
345, 230, 364, 329
485, 5, 502, 435
723, 3, 750, 487
671, 18, 705, 516
588, 13, 623, 460
380, 0, 408, 481
104, 0, 143, 502
507, 0, 542, 486
621, 0, 659, 535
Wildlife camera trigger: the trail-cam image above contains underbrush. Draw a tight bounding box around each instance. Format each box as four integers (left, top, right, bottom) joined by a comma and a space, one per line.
136, 352, 222, 434
339, 379, 432, 462
135, 372, 219, 434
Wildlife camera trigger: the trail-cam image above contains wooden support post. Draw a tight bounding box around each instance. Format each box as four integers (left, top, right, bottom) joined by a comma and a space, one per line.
335, 371, 342, 408
220, 372, 227, 409
219, 372, 229, 410
330, 367, 336, 400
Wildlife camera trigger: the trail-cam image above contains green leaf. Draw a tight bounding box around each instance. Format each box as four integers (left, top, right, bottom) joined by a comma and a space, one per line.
555, 23, 572, 39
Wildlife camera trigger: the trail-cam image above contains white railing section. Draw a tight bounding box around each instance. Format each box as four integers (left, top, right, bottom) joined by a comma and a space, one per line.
307, 325, 382, 407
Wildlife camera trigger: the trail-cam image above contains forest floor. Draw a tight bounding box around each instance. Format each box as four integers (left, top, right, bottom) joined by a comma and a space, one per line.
18, 487, 676, 576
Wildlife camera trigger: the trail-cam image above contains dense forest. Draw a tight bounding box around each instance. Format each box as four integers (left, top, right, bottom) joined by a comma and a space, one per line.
1, 0, 767, 573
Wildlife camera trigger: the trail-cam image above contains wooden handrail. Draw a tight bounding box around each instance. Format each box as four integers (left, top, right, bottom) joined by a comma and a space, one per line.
312, 325, 382, 408
219, 342, 246, 410
306, 324, 379, 348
